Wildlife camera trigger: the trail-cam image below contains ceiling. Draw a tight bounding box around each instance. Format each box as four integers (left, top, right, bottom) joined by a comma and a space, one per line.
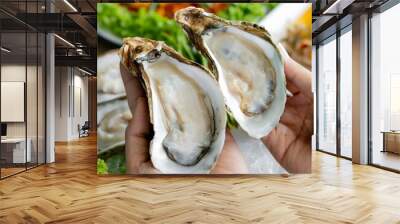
2, 0, 395, 73
311, 0, 391, 44
0, 0, 97, 73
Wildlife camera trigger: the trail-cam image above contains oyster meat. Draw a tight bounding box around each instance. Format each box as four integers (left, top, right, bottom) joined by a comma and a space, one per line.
120, 37, 226, 174
98, 99, 132, 154
175, 7, 286, 138
98, 50, 126, 104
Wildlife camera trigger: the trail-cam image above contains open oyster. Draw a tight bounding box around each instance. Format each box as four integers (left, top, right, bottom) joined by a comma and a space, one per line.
120, 37, 226, 174
98, 99, 131, 154
98, 50, 126, 104
175, 7, 286, 139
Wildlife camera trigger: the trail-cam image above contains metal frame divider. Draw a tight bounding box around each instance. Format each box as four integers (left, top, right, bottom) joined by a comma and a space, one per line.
315, 45, 319, 151
25, 1, 28, 171
336, 21, 341, 158
0, 20, 2, 179
37, 0, 39, 168
367, 10, 372, 166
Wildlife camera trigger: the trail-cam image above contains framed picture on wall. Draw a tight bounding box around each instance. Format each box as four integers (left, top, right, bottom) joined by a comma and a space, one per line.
1, 81, 25, 122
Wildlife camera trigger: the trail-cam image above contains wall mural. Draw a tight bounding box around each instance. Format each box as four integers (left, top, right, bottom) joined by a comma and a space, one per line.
97, 3, 313, 175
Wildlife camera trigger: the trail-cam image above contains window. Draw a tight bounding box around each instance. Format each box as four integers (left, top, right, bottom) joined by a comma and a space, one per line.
317, 36, 337, 154
0, 1, 46, 179
339, 28, 352, 158
370, 3, 400, 171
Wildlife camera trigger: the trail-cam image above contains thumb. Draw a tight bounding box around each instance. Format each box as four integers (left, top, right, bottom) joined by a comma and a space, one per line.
284, 57, 312, 100
279, 43, 312, 99
139, 162, 161, 174
128, 97, 151, 138
125, 97, 152, 174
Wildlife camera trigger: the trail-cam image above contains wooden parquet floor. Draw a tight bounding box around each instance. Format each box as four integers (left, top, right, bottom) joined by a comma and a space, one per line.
1, 135, 400, 224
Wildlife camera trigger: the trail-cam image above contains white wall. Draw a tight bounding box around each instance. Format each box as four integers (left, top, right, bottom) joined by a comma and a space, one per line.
54, 66, 69, 141
1, 65, 32, 138
54, 67, 89, 141
72, 73, 89, 138
1, 63, 46, 164
1, 65, 25, 138
45, 4, 56, 164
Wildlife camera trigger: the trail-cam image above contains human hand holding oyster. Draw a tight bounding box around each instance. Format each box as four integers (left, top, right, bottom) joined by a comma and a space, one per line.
261, 56, 313, 173
120, 7, 312, 174
120, 61, 248, 174
119, 40, 312, 174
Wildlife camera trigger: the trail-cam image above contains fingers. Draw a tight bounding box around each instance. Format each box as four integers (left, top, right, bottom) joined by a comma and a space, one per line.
120, 62, 146, 113
261, 123, 295, 162
279, 43, 312, 101
128, 97, 152, 138
278, 43, 290, 61
139, 162, 161, 174
125, 97, 152, 174
285, 77, 300, 96
284, 56, 313, 100
211, 130, 248, 174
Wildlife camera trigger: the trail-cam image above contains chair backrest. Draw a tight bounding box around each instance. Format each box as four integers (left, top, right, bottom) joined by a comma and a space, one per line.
82, 121, 90, 129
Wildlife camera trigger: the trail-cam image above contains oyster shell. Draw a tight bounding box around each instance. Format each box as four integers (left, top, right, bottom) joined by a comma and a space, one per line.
98, 50, 126, 104
175, 7, 286, 138
98, 99, 131, 154
120, 37, 226, 174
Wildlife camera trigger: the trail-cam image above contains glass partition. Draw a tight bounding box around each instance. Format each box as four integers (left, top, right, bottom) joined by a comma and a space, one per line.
0, 1, 46, 179
27, 30, 38, 169
38, 32, 46, 165
317, 36, 337, 154
1, 30, 28, 177
312, 45, 317, 151
27, 0, 40, 170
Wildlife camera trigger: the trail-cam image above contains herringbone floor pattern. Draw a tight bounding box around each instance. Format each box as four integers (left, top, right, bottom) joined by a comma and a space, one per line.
1, 135, 400, 223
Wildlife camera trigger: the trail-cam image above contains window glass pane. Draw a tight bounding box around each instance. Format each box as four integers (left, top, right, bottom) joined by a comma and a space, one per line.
27, 31, 38, 169
38, 33, 45, 165
318, 37, 337, 154
371, 3, 400, 171
1, 28, 27, 177
0, 0, 46, 179
340, 29, 352, 158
